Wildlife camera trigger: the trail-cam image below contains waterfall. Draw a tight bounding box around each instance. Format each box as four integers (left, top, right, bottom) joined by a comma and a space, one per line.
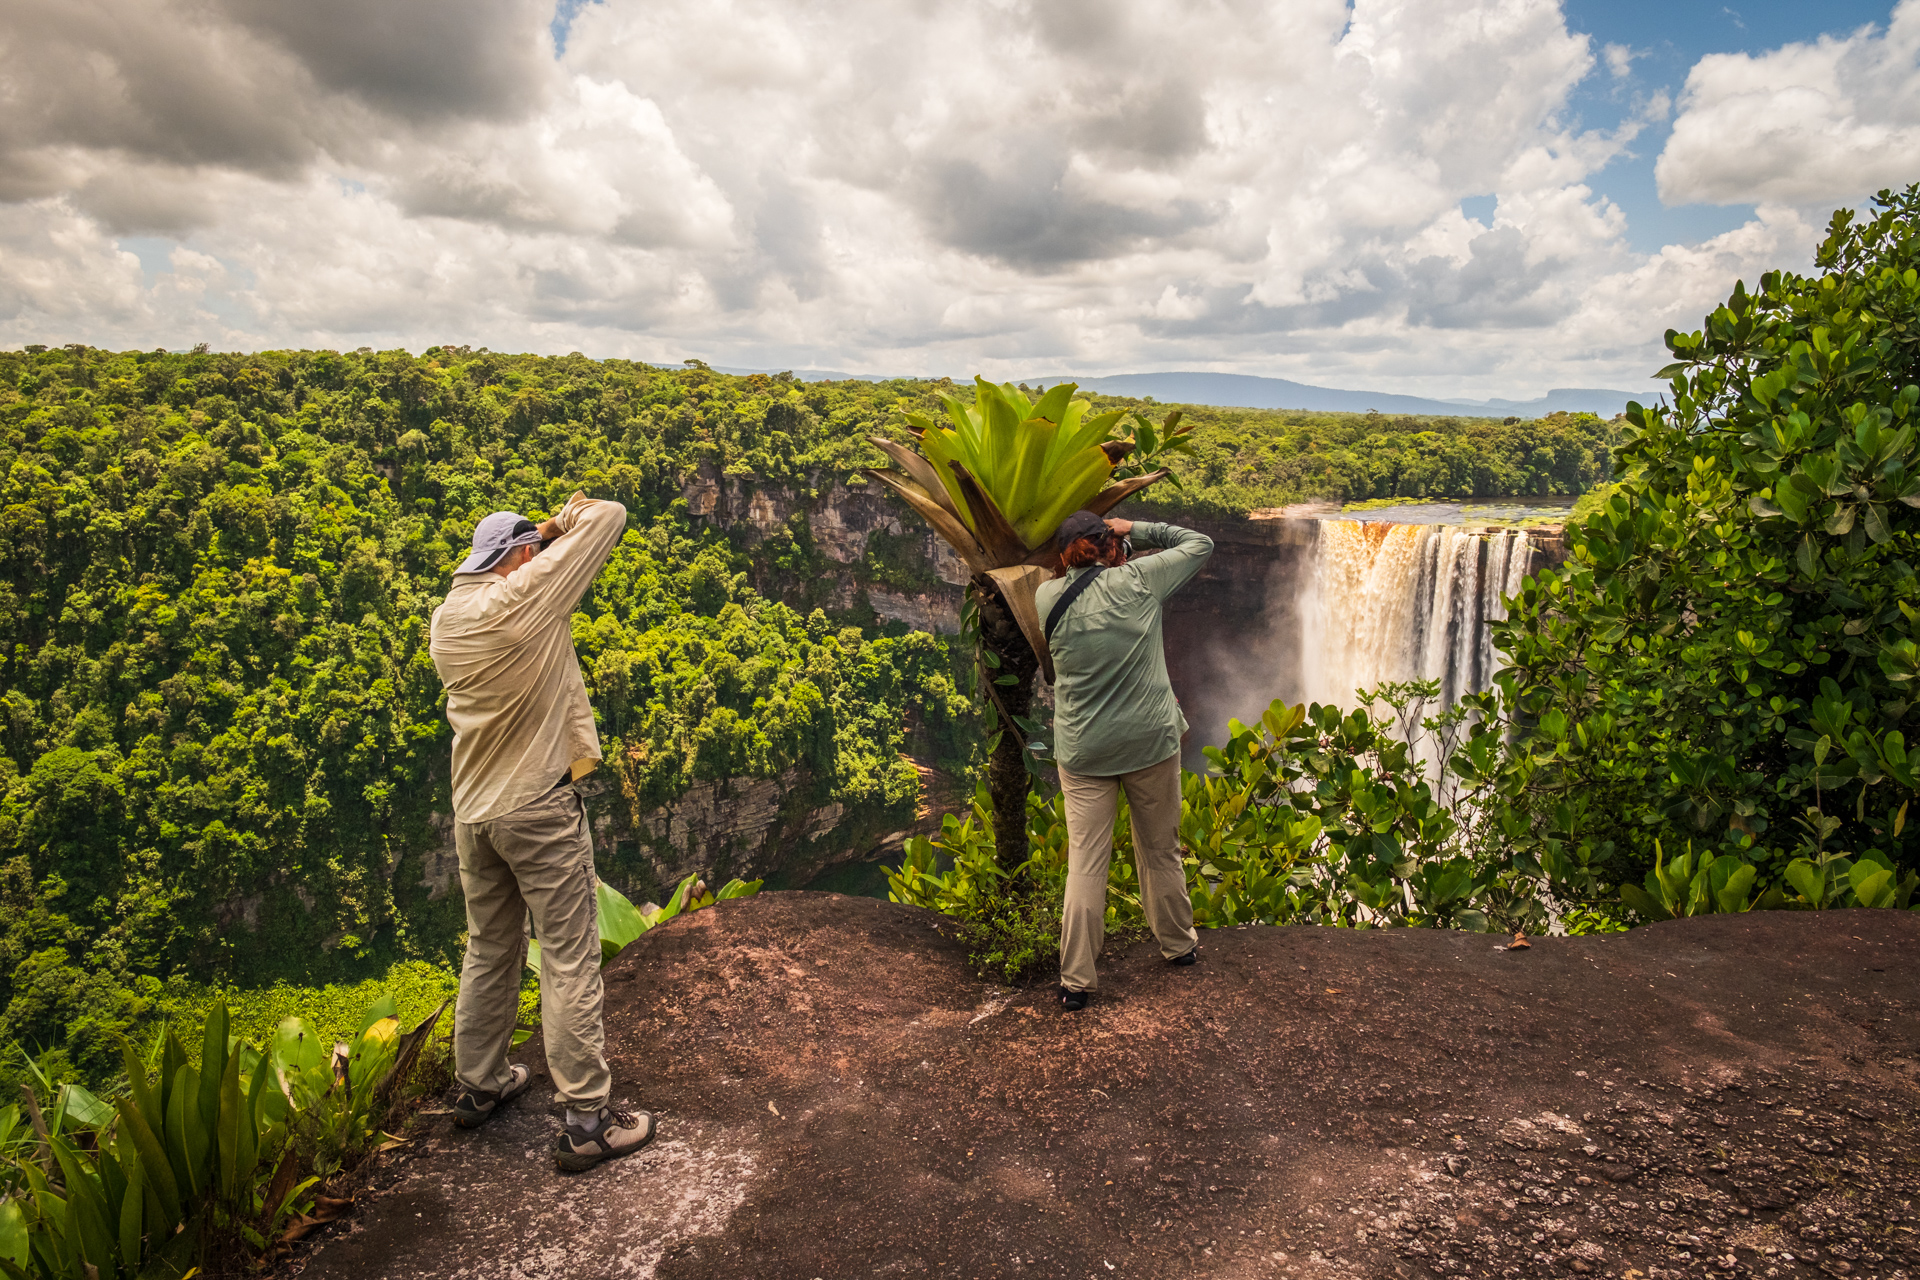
1297, 521, 1533, 714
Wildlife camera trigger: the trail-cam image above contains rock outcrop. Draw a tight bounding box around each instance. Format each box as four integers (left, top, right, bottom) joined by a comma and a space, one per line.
680, 462, 970, 633
300, 902, 1920, 1280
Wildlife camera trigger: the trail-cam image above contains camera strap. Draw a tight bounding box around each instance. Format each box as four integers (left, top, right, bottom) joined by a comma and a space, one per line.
1044, 566, 1104, 647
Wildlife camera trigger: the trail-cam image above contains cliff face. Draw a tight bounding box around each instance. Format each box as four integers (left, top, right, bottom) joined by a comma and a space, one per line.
680, 463, 970, 634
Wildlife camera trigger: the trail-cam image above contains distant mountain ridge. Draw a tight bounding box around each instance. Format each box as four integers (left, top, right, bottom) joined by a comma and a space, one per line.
713, 366, 1646, 418
1042, 372, 1645, 418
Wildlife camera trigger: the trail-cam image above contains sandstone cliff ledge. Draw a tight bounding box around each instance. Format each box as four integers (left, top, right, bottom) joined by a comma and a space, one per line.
299, 897, 1920, 1280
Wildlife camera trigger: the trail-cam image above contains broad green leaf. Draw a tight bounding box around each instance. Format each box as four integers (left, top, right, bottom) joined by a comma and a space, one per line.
0, 1197, 26, 1272
1619, 882, 1671, 921
1849, 861, 1896, 908
217, 1041, 242, 1200
355, 994, 399, 1038
51, 1141, 115, 1280
1000, 413, 1059, 529
271, 1016, 326, 1105
243, 1049, 274, 1169
1028, 382, 1075, 427
596, 878, 650, 949
1775, 478, 1809, 521
199, 1002, 228, 1133
1864, 501, 1892, 543
57, 1084, 114, 1131
119, 1147, 144, 1272
167, 1063, 206, 1200
1015, 445, 1114, 548
1795, 535, 1821, 578
979, 381, 1024, 499
1715, 863, 1756, 913
1783, 858, 1824, 906
113, 1092, 182, 1232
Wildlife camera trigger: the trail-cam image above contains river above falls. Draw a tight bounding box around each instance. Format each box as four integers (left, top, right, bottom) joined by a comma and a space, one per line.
1258, 495, 1578, 526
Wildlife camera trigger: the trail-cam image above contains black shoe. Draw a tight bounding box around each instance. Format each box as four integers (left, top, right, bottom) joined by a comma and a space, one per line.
1058, 986, 1092, 1012
1168, 946, 1199, 967
452, 1063, 534, 1128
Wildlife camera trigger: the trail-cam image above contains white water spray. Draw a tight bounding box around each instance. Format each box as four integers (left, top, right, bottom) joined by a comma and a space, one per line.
1297, 521, 1532, 712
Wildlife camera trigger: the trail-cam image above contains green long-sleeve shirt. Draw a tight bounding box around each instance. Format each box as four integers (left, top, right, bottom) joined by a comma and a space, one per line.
1034, 521, 1214, 777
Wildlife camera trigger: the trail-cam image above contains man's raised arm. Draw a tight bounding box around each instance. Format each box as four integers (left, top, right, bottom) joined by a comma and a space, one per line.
511, 492, 628, 618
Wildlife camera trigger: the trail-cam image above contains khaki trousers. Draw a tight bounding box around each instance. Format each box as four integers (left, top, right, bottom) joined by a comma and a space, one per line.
1058, 751, 1196, 993
453, 781, 611, 1110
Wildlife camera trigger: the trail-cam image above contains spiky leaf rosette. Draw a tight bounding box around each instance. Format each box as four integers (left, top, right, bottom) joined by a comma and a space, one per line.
864, 378, 1169, 572
864, 378, 1176, 669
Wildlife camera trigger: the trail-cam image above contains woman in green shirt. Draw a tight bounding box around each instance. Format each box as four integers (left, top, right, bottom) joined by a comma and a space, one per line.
1036, 511, 1214, 1011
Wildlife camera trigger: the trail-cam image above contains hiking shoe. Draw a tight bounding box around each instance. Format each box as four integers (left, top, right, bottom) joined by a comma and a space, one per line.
1058, 986, 1092, 1012
555, 1106, 656, 1173
1168, 946, 1199, 967
452, 1064, 534, 1129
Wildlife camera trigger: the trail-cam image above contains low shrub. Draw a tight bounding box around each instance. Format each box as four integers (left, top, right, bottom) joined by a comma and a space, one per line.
892, 678, 1920, 982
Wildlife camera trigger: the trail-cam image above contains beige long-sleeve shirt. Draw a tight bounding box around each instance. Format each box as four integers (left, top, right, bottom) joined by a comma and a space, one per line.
429, 496, 628, 822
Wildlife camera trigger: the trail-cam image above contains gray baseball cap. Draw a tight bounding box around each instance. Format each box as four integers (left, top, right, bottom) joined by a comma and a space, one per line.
456, 511, 544, 573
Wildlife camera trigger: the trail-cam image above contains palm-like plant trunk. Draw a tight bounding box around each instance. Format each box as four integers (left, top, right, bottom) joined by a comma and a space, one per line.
973, 577, 1041, 870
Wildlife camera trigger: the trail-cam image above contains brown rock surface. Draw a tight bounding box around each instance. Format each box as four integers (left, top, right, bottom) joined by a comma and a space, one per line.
296, 896, 1920, 1280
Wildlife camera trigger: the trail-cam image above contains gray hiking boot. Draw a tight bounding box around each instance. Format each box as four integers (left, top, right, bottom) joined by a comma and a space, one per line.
554, 1106, 656, 1173
452, 1063, 534, 1129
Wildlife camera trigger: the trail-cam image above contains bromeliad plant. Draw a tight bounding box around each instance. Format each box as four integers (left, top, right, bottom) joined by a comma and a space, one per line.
866, 379, 1193, 866
3, 1006, 307, 1280
0, 997, 446, 1280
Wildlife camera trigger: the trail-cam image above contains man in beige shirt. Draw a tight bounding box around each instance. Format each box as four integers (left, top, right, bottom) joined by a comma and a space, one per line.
429, 493, 653, 1172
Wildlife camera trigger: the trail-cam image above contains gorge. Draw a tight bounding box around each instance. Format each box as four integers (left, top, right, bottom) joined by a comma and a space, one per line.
0, 345, 1613, 1071
657, 464, 1570, 892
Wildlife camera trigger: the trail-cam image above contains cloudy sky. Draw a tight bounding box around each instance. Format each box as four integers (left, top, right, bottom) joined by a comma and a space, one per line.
2, 0, 1917, 398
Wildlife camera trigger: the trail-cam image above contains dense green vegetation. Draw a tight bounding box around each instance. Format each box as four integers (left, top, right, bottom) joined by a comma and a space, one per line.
895, 190, 1920, 972
0, 348, 974, 1085
0, 876, 742, 1278
1102, 405, 1618, 515
1490, 187, 1920, 896
0, 337, 1625, 1084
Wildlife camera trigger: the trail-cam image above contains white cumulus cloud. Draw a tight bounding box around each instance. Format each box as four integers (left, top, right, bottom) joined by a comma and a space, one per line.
0, 0, 1841, 396
1658, 0, 1920, 206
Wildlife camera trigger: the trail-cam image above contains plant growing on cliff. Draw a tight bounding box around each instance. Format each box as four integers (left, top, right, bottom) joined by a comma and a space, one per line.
865, 379, 1192, 866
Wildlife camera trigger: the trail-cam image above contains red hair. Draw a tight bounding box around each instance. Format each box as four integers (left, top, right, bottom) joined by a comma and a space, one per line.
1060, 535, 1113, 571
